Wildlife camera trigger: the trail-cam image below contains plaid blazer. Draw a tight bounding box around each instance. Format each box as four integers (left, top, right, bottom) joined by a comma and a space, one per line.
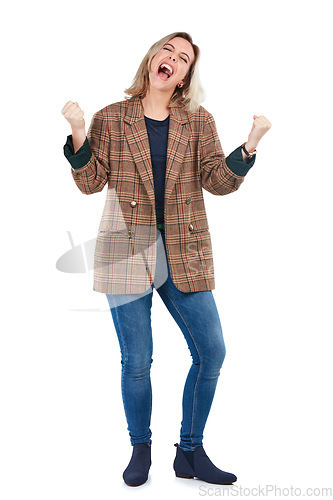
66, 95, 255, 294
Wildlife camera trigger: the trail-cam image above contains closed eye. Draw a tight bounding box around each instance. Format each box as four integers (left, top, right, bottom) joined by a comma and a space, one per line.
163, 47, 188, 63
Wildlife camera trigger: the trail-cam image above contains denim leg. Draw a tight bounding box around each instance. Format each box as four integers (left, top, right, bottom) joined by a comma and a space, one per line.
106, 290, 154, 446
156, 231, 226, 451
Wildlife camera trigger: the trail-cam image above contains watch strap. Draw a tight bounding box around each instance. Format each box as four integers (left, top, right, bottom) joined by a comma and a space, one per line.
241, 142, 257, 158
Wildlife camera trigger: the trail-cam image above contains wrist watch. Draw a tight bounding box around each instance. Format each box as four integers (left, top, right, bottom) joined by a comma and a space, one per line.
241, 142, 257, 158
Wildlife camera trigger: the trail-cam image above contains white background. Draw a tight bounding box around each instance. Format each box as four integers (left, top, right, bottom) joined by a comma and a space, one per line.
1, 0, 333, 498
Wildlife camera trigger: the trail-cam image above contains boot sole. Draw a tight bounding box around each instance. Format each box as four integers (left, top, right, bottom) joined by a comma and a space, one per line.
124, 481, 148, 486
175, 471, 234, 485
175, 472, 194, 478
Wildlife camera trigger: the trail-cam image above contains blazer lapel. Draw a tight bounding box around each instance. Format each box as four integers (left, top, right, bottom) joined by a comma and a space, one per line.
124, 96, 190, 211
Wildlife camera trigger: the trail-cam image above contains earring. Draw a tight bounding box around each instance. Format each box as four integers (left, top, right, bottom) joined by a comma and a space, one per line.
177, 82, 184, 88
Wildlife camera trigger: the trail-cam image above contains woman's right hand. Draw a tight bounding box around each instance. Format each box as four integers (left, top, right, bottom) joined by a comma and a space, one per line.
61, 101, 85, 130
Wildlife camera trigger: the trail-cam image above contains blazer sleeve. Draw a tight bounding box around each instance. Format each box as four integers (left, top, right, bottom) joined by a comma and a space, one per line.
64, 135, 93, 170
199, 113, 255, 196
63, 109, 110, 195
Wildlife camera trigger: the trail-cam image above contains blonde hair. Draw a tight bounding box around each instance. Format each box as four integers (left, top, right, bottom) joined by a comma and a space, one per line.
124, 32, 205, 115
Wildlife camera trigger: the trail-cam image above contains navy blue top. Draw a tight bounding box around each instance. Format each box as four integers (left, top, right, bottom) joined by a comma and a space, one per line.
144, 114, 169, 225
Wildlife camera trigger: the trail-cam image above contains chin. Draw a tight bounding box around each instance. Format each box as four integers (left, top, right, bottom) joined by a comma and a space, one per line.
149, 82, 170, 92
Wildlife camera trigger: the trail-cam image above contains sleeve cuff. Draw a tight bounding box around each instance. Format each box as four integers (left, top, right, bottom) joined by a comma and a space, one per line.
225, 145, 256, 177
63, 134, 92, 170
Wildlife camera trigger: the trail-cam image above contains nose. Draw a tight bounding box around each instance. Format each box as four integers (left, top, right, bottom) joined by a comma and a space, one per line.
169, 54, 176, 62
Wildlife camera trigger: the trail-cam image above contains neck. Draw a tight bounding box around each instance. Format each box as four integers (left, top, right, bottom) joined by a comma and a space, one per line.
141, 85, 173, 116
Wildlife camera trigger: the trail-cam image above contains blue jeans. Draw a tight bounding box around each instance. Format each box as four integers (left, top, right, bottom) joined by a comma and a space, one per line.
106, 229, 226, 451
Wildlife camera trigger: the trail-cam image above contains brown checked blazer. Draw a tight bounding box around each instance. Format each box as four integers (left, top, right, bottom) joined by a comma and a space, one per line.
68, 95, 254, 294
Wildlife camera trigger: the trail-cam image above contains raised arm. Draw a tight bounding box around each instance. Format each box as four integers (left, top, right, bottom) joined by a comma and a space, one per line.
199, 113, 256, 196
62, 101, 110, 194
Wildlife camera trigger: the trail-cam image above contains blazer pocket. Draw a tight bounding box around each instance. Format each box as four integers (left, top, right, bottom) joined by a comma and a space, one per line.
191, 219, 210, 234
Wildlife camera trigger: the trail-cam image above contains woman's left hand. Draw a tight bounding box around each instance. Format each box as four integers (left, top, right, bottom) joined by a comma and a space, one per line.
247, 115, 272, 149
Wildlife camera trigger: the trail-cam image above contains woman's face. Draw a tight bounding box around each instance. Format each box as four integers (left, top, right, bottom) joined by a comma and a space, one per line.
148, 37, 195, 92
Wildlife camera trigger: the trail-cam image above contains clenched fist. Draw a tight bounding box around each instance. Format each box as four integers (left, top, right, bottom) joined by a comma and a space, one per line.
246, 115, 272, 149
61, 101, 85, 130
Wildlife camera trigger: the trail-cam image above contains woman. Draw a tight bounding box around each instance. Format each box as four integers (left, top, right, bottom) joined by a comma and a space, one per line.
62, 31, 271, 487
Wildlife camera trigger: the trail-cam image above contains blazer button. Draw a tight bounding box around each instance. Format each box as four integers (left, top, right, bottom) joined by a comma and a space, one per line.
188, 223, 194, 232
185, 197, 191, 204
130, 200, 137, 208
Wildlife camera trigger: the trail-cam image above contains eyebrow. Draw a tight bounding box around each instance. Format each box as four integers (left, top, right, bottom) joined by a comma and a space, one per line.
163, 43, 191, 62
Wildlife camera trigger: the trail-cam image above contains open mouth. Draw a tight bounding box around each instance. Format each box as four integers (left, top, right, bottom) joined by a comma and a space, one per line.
157, 63, 173, 81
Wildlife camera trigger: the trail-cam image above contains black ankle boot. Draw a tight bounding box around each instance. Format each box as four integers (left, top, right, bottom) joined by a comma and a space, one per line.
173, 443, 237, 485
123, 442, 152, 487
